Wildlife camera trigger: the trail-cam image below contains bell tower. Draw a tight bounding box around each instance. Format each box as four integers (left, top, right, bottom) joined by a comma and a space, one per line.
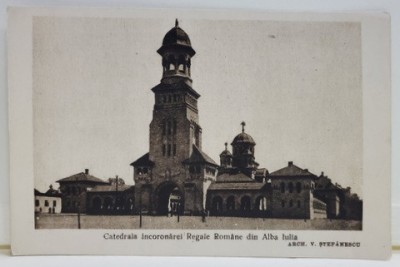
158, 19, 195, 84
132, 20, 217, 215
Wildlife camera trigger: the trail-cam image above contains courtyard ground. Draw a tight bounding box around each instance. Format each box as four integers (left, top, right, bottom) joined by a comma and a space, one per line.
35, 214, 362, 230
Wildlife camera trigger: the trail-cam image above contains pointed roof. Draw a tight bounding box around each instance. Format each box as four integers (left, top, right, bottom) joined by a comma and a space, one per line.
269, 161, 317, 178
183, 145, 218, 167
130, 153, 154, 167
56, 171, 108, 184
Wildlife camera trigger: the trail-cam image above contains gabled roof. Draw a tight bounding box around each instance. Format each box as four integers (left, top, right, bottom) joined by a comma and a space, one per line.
182, 145, 218, 167
208, 182, 266, 191
269, 162, 317, 178
217, 172, 253, 182
56, 172, 108, 184
130, 153, 154, 167
151, 81, 200, 99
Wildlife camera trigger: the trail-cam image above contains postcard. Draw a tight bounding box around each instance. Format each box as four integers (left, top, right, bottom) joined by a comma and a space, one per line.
8, 7, 391, 259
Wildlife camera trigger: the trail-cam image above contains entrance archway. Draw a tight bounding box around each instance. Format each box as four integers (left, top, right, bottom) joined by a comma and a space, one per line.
156, 182, 184, 215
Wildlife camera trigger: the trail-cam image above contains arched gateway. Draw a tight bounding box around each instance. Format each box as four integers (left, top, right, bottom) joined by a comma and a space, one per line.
155, 182, 184, 215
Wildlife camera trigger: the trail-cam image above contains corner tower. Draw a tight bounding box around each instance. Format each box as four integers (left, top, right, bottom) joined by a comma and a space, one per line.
131, 20, 218, 215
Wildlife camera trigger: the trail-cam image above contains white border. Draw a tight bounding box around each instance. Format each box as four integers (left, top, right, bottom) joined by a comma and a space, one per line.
8, 7, 391, 259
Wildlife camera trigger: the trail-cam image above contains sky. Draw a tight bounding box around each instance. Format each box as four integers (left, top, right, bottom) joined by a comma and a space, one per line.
33, 17, 362, 196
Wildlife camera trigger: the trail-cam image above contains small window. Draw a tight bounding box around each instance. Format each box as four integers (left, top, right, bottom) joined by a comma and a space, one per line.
280, 182, 285, 193
44, 200, 49, 207
162, 121, 166, 135
53, 200, 57, 207
167, 121, 172, 135
173, 120, 177, 135
288, 182, 294, 193
35, 199, 39, 207
167, 144, 171, 157
296, 182, 302, 193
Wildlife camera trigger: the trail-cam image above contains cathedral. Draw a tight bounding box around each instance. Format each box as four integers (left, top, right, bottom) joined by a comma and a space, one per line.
129, 20, 362, 220
45, 20, 361, 221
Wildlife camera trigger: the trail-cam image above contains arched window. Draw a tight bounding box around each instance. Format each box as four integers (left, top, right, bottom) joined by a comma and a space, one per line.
226, 196, 235, 211
178, 64, 185, 72
212, 196, 223, 212
167, 144, 171, 157
167, 121, 172, 135
169, 63, 174, 70
288, 182, 294, 193
162, 120, 166, 135
92, 197, 102, 211
296, 182, 302, 193
240, 196, 251, 211
280, 182, 285, 193
44, 200, 49, 207
173, 119, 177, 135
255, 196, 268, 211
104, 197, 113, 210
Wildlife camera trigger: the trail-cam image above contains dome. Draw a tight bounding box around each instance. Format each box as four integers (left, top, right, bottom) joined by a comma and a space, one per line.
220, 149, 232, 157
157, 19, 195, 56
162, 26, 191, 46
220, 142, 232, 157
231, 132, 256, 145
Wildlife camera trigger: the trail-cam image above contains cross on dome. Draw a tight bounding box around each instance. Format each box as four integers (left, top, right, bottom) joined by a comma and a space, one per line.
241, 121, 246, 133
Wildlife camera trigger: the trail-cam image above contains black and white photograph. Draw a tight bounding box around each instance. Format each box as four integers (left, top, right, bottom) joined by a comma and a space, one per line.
8, 8, 391, 259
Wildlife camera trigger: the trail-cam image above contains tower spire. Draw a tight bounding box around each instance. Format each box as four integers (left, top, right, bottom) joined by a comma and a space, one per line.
175, 18, 179, 28
241, 121, 246, 133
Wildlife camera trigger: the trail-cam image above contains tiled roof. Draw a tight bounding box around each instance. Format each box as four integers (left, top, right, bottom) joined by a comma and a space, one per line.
269, 162, 317, 178
34, 189, 62, 197
89, 184, 134, 193
56, 172, 108, 184
208, 182, 266, 191
182, 145, 218, 166
130, 153, 154, 167
217, 172, 253, 182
